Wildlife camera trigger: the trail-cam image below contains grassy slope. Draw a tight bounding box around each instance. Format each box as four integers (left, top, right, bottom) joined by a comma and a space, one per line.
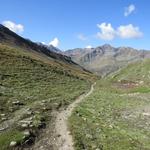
69, 59, 150, 150
0, 44, 95, 150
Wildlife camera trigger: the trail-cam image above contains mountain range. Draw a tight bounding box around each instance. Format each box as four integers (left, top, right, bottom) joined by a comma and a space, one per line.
64, 45, 150, 76
1, 24, 150, 150
1, 24, 150, 77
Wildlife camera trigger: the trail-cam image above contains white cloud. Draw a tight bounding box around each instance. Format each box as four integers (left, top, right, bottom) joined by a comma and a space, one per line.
77, 34, 87, 41
97, 23, 115, 40
86, 45, 92, 49
41, 42, 46, 45
117, 24, 143, 38
49, 38, 59, 47
97, 22, 143, 40
2, 20, 24, 33
124, 4, 135, 17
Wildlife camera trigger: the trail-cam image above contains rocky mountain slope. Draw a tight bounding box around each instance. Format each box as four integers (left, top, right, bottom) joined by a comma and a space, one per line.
0, 24, 84, 69
65, 44, 150, 76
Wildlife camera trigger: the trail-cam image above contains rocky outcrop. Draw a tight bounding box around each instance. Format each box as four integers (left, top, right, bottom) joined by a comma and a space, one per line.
64, 44, 150, 76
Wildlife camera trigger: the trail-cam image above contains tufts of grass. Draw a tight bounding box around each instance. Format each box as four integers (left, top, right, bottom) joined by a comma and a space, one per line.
0, 44, 95, 149
69, 59, 150, 150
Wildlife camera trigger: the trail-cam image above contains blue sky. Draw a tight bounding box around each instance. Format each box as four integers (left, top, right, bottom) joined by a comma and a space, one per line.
0, 0, 149, 50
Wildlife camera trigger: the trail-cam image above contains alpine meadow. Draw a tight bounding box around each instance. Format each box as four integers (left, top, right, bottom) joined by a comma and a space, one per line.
0, 1, 150, 150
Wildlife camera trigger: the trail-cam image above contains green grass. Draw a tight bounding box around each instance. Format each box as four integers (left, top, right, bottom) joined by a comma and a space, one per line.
0, 44, 94, 149
69, 59, 150, 150
0, 129, 24, 150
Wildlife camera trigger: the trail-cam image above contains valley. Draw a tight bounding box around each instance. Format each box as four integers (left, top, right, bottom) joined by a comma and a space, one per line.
0, 24, 150, 150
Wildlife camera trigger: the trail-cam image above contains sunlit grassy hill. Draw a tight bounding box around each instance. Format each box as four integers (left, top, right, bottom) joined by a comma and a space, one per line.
70, 59, 150, 150
0, 25, 95, 149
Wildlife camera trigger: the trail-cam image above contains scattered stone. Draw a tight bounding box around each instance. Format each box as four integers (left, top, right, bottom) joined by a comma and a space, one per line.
42, 107, 47, 111
142, 113, 150, 116
21, 123, 28, 128
42, 100, 46, 103
1, 117, 7, 121
0, 127, 7, 131
9, 107, 14, 112
23, 130, 30, 137
0, 114, 5, 117
35, 111, 40, 114
29, 124, 34, 128
20, 120, 32, 125
10, 141, 17, 147
26, 111, 33, 115
82, 117, 87, 121
26, 108, 31, 111
139, 80, 144, 84
12, 101, 24, 106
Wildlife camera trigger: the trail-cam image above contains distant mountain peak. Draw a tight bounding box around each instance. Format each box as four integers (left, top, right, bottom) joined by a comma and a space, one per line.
37, 42, 62, 53
64, 44, 150, 76
101, 44, 113, 48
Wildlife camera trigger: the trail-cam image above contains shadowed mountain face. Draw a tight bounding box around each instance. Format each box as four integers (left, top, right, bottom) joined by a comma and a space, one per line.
65, 44, 150, 76
0, 24, 94, 79
0, 24, 79, 67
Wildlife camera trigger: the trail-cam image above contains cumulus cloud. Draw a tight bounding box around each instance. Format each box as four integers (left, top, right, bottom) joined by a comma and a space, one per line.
2, 20, 24, 33
97, 22, 143, 40
124, 4, 135, 17
97, 23, 115, 40
86, 45, 92, 49
117, 24, 143, 38
77, 34, 87, 41
49, 38, 59, 47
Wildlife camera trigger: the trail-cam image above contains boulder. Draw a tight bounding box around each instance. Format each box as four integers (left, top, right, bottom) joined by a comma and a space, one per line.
12, 101, 24, 105
10, 141, 17, 147
21, 123, 28, 128
0, 114, 5, 117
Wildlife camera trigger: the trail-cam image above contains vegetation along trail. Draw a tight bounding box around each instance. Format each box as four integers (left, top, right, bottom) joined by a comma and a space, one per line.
55, 82, 96, 150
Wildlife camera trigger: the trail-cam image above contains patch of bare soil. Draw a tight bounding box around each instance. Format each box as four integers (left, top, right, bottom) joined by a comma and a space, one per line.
114, 80, 139, 89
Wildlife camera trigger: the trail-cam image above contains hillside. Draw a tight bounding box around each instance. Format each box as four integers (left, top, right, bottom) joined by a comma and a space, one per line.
0, 26, 95, 150
69, 59, 150, 150
65, 44, 150, 76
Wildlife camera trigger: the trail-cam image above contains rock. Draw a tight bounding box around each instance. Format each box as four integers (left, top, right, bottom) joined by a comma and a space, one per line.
21, 123, 28, 128
29, 117, 33, 121
143, 113, 150, 116
82, 117, 87, 121
35, 111, 40, 114
1, 117, 7, 121
23, 130, 30, 137
12, 101, 24, 106
0, 127, 8, 131
26, 108, 31, 111
29, 124, 34, 128
10, 141, 17, 147
20, 120, 32, 125
26, 111, 33, 115
9, 107, 14, 112
42, 100, 46, 103
0, 114, 5, 117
